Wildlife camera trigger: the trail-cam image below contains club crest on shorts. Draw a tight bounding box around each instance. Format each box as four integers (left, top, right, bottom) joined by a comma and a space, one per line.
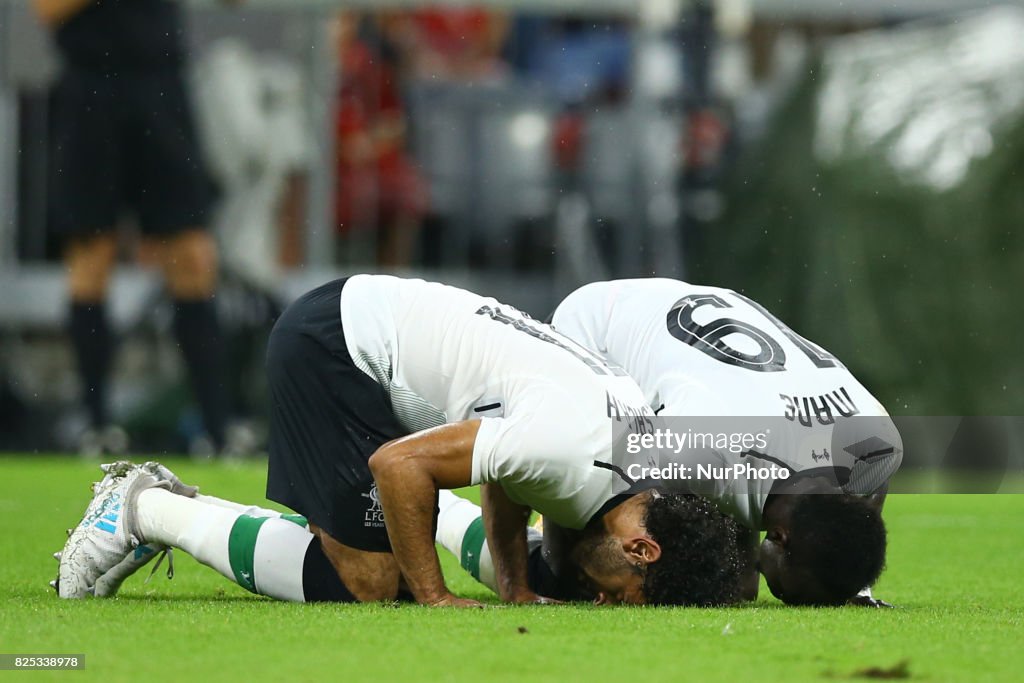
361, 485, 385, 527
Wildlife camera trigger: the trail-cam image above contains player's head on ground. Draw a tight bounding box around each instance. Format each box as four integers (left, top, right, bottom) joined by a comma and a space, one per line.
759, 483, 886, 606
572, 491, 742, 606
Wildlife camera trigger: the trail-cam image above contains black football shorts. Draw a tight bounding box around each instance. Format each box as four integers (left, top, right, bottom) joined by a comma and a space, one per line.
51, 67, 214, 238
265, 278, 410, 552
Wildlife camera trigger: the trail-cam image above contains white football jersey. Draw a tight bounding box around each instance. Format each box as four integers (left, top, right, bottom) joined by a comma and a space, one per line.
339, 275, 653, 529
552, 278, 902, 528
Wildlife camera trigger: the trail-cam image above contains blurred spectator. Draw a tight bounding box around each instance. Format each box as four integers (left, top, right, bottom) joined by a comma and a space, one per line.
32, 0, 228, 455
194, 38, 310, 292
191, 39, 311, 441
509, 18, 632, 177
384, 8, 510, 82
509, 17, 630, 106
332, 13, 428, 267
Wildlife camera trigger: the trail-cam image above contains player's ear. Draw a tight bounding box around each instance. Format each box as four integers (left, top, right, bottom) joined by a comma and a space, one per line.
625, 537, 661, 565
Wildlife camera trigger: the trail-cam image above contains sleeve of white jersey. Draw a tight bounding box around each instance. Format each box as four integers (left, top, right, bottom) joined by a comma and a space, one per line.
470, 394, 601, 498
471, 412, 565, 488
471, 416, 516, 486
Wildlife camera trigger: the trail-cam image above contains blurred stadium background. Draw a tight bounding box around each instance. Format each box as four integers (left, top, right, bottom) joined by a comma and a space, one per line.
1, 0, 1021, 456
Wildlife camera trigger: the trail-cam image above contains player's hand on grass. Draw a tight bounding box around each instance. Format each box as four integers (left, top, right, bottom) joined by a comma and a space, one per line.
426, 593, 486, 608
848, 594, 895, 608
524, 595, 564, 605
506, 589, 563, 605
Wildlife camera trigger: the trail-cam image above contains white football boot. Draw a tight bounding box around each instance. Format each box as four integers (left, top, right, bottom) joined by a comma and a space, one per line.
56, 461, 170, 598
90, 462, 199, 597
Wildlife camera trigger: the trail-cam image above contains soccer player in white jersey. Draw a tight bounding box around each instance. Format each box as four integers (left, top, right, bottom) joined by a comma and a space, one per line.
546, 278, 903, 606
56, 276, 742, 606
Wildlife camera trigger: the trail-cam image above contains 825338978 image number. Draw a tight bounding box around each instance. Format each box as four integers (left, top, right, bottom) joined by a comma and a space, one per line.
0, 654, 85, 670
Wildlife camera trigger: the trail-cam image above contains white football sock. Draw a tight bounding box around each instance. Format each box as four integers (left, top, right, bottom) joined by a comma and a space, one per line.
136, 488, 310, 602
435, 491, 541, 595
436, 490, 483, 559
193, 493, 286, 520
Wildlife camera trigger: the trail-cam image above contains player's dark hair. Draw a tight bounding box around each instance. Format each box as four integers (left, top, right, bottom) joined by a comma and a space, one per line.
788, 494, 886, 604
642, 493, 742, 606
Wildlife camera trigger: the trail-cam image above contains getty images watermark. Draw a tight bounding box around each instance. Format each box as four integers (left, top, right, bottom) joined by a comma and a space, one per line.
609, 414, 1024, 495
624, 428, 790, 482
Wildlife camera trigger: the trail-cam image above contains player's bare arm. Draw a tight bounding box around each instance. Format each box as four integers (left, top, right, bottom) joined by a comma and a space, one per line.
368, 421, 482, 607
481, 483, 555, 604
537, 518, 581, 582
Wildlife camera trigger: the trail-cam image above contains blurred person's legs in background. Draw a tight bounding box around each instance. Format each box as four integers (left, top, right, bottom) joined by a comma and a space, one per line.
65, 233, 119, 449
63, 235, 229, 459
55, 67, 228, 455
155, 229, 228, 455
127, 69, 228, 454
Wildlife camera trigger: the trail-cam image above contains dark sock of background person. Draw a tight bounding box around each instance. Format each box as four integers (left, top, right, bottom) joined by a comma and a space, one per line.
69, 301, 113, 428
172, 298, 228, 449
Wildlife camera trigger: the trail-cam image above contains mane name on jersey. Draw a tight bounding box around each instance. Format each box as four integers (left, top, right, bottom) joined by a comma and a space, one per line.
779, 386, 860, 426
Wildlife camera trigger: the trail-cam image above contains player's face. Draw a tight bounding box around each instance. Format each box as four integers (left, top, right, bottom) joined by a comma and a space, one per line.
759, 535, 832, 605
579, 565, 646, 605
571, 530, 649, 605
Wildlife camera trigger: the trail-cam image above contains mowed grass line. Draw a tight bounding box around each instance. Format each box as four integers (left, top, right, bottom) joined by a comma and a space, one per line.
1, 456, 1021, 682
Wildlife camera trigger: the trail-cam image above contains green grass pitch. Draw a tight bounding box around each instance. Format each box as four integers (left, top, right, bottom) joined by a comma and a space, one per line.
1, 456, 1022, 682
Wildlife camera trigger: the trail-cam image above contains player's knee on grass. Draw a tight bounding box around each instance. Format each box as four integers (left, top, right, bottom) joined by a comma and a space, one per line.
301, 537, 361, 602
760, 495, 886, 606
66, 234, 119, 301
313, 527, 401, 602
158, 230, 219, 299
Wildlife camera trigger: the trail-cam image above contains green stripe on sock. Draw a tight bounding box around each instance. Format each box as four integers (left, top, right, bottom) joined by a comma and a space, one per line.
280, 514, 307, 528
228, 514, 269, 593
460, 517, 486, 581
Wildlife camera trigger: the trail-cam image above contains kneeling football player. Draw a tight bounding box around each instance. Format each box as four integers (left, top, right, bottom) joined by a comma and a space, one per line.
546, 278, 902, 607
55, 275, 742, 606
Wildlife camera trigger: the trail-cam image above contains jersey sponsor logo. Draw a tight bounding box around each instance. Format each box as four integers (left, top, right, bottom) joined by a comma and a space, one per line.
780, 387, 860, 426
476, 304, 627, 377
361, 485, 385, 528
739, 449, 794, 475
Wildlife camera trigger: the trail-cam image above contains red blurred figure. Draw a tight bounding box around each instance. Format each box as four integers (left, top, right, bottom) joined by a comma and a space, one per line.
552, 110, 585, 172
386, 8, 509, 81
333, 13, 428, 267
684, 108, 729, 172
